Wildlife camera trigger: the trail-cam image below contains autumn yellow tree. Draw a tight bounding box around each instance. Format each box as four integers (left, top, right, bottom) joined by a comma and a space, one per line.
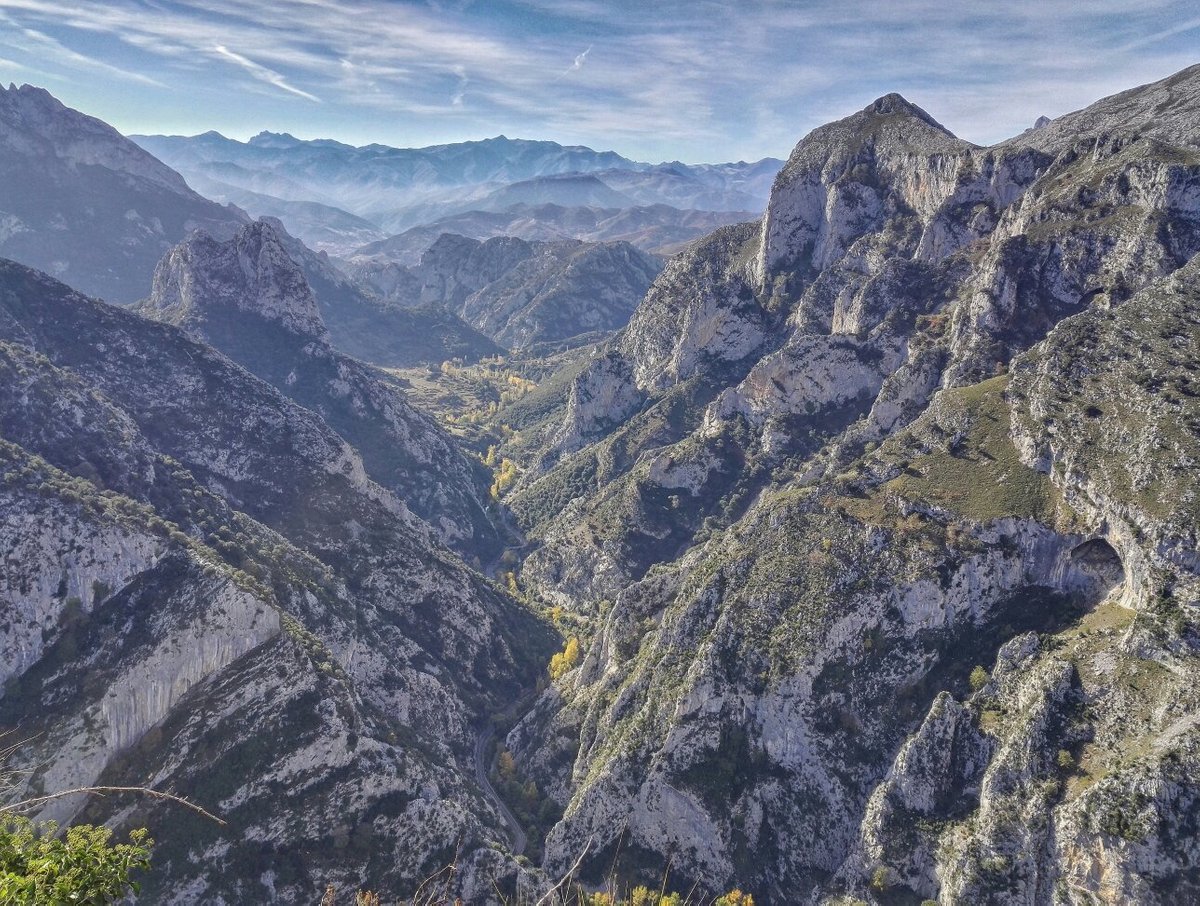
548, 637, 582, 680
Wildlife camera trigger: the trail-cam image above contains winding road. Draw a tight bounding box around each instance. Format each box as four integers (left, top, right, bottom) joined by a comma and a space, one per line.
474, 725, 528, 856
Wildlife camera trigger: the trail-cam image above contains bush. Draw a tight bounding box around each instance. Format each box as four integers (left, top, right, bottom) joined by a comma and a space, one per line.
870, 865, 891, 892
969, 665, 990, 692
0, 816, 152, 904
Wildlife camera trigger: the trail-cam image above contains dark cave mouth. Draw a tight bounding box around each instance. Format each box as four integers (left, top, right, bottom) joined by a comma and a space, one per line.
1067, 537, 1126, 605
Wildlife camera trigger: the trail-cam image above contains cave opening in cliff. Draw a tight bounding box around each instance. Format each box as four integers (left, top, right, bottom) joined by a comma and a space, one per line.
1067, 537, 1126, 605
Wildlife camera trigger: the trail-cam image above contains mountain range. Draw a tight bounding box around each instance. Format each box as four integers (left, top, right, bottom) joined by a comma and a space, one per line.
0, 63, 1199, 906
132, 130, 780, 255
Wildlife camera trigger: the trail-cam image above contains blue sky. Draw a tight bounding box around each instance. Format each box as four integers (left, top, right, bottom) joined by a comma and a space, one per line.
0, 0, 1197, 163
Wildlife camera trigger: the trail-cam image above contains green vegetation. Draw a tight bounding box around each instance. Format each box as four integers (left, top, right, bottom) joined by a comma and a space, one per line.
511, 451, 600, 533
490, 744, 562, 863
869, 865, 891, 892
878, 376, 1062, 522
0, 817, 152, 904
490, 456, 521, 500
969, 666, 990, 693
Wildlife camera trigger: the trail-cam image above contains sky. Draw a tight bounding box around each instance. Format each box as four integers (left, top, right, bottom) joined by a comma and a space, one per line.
0, 0, 1197, 163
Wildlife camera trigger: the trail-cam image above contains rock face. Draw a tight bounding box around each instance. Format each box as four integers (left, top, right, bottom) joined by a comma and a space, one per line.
0, 258, 555, 902
137, 219, 506, 561
349, 233, 662, 350
0, 84, 246, 302
495, 65, 1200, 903
142, 219, 329, 340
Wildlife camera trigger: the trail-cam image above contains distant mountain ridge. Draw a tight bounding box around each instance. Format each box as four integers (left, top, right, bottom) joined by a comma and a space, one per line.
132, 129, 782, 249
346, 203, 757, 265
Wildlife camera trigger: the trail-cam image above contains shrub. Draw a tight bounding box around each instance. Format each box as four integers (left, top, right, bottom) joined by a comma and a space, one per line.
0, 816, 152, 904
870, 865, 891, 892
497, 751, 517, 782
969, 665, 990, 692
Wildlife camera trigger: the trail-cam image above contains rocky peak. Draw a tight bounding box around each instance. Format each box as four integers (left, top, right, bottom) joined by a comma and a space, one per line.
0, 83, 190, 196
776, 91, 966, 180
758, 91, 974, 282
247, 130, 303, 149
416, 233, 535, 307
867, 91, 944, 126
143, 219, 329, 340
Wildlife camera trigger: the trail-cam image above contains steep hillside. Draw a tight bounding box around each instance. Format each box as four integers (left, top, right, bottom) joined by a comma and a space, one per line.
0, 84, 246, 303
0, 258, 555, 902
487, 67, 1200, 903
136, 219, 507, 560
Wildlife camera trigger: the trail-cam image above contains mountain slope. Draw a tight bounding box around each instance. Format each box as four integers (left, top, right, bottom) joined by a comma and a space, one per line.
136, 219, 506, 559
0, 257, 555, 901
350, 232, 662, 350
481, 65, 1200, 903
0, 84, 246, 303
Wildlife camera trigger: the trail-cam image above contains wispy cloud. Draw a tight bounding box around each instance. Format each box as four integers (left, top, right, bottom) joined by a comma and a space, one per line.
451, 65, 468, 107
0, 13, 164, 86
1113, 15, 1200, 52
212, 44, 320, 102
566, 45, 591, 74
0, 0, 1194, 161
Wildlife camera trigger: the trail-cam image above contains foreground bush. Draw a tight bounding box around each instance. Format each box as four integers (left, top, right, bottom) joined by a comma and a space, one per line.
0, 816, 152, 904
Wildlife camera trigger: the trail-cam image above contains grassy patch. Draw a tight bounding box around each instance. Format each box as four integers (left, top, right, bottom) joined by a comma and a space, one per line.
879, 376, 1062, 521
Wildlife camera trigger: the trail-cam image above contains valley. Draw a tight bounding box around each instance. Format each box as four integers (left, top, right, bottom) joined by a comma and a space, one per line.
0, 57, 1198, 906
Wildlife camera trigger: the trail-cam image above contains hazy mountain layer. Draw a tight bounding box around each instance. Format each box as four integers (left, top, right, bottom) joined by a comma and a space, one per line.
132, 130, 780, 236
347, 203, 757, 265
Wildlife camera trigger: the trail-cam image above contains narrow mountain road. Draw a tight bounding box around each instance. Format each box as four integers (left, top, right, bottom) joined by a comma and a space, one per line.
474, 725, 528, 856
